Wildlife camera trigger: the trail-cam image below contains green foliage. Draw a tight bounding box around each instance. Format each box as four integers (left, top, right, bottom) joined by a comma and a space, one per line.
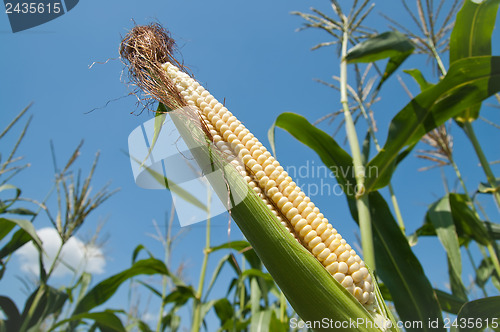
366, 56, 500, 191
286, 0, 500, 330
345, 30, 415, 89
450, 0, 500, 124
456, 296, 500, 332
272, 113, 443, 331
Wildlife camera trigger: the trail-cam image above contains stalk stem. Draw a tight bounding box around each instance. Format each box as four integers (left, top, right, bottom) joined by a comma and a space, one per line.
465, 246, 488, 297
340, 28, 375, 270
462, 121, 500, 209
20, 240, 65, 331
351, 90, 406, 234
191, 189, 212, 332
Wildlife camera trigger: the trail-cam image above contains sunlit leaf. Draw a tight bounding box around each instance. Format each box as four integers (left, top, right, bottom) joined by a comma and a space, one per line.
426, 196, 466, 300
404, 69, 433, 91
450, 0, 500, 123
366, 56, 500, 191
73, 258, 171, 316
346, 31, 415, 89
457, 296, 500, 332
273, 113, 443, 330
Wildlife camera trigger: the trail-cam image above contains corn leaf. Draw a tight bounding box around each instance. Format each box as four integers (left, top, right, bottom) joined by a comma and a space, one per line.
0, 296, 21, 332
0, 218, 42, 261
426, 196, 466, 301
72, 258, 171, 316
475, 258, 498, 289
404, 69, 434, 91
20, 285, 68, 331
48, 310, 126, 332
345, 31, 414, 89
450, 0, 500, 124
270, 113, 357, 199
457, 296, 500, 332
448, 194, 490, 246
478, 178, 500, 194
273, 112, 443, 331
485, 221, 500, 240
365, 56, 500, 191
211, 240, 262, 270
367, 193, 444, 331
434, 290, 466, 315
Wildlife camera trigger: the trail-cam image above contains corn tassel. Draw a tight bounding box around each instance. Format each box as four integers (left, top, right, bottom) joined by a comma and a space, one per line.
161, 62, 377, 311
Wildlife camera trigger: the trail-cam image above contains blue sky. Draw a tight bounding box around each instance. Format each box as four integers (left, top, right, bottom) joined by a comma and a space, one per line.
1, 0, 499, 328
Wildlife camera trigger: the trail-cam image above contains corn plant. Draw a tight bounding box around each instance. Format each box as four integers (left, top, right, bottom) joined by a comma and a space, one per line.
120, 22, 396, 331
0, 107, 147, 331
271, 0, 500, 330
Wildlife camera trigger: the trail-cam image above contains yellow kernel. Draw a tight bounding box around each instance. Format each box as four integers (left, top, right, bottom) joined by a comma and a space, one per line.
294, 219, 308, 232
335, 246, 348, 259
354, 287, 364, 301
299, 225, 312, 237
323, 253, 337, 266
306, 212, 317, 223
362, 292, 370, 304
311, 242, 326, 256
338, 250, 350, 262
258, 176, 269, 187
344, 285, 355, 295
304, 232, 319, 245
282, 202, 294, 214
326, 262, 339, 274
254, 172, 266, 182
346, 256, 356, 266
278, 181, 290, 192
277, 197, 288, 209
249, 144, 260, 154
241, 134, 253, 145
289, 215, 302, 226
285, 207, 299, 220
301, 207, 313, 218
271, 192, 283, 203
264, 165, 275, 176
283, 185, 295, 196
265, 180, 277, 192
315, 222, 327, 235
333, 273, 345, 283
213, 103, 222, 112
338, 262, 349, 274
267, 187, 279, 196
307, 237, 325, 250
348, 262, 360, 274
317, 247, 331, 261
251, 166, 264, 175
321, 230, 334, 244
342, 276, 354, 287
310, 218, 322, 230
270, 170, 281, 179
225, 133, 237, 143
246, 159, 257, 169
329, 239, 341, 252
292, 196, 304, 207
351, 270, 363, 283
252, 149, 263, 159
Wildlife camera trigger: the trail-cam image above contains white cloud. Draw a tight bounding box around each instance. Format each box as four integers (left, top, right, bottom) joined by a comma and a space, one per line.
16, 227, 105, 277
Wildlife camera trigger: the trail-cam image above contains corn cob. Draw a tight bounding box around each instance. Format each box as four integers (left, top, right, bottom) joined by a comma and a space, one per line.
160, 61, 377, 311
